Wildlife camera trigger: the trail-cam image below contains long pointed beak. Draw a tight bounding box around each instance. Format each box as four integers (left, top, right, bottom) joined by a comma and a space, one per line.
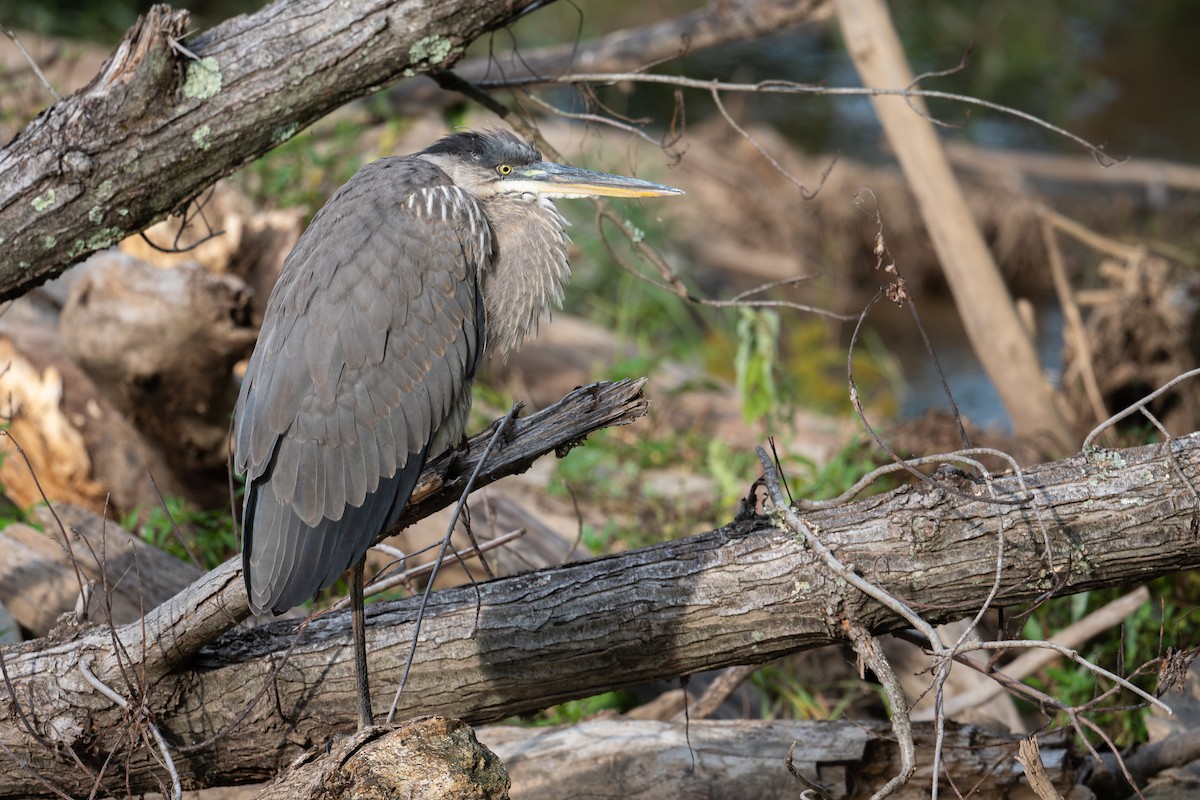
512, 161, 684, 199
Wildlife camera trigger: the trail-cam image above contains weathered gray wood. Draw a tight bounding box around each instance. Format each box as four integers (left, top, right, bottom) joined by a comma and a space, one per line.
58, 253, 259, 504
477, 718, 1071, 799
0, 0, 547, 301
3, 433, 1198, 796
0, 379, 648, 798
251, 717, 509, 800
0, 505, 203, 635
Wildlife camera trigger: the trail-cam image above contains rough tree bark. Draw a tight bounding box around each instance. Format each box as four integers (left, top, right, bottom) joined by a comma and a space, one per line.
253, 717, 510, 800
385, 0, 831, 114
476, 718, 1073, 799
0, 379, 648, 798
2, 431, 1198, 797
0, 0, 549, 300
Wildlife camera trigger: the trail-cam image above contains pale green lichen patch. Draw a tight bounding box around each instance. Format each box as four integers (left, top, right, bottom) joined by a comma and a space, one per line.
72, 227, 124, 256
118, 208, 129, 217
1084, 447, 1127, 470
89, 207, 104, 224
274, 123, 299, 144
43, 235, 56, 249
409, 35, 452, 65
402, 67, 415, 78
31, 189, 56, 211
183, 57, 222, 100
193, 124, 213, 150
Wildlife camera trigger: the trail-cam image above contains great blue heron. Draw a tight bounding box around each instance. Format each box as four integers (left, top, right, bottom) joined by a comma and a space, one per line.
234, 128, 682, 727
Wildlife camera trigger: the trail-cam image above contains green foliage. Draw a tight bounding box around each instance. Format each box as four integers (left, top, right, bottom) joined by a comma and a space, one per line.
788, 437, 890, 503
560, 197, 699, 360
704, 439, 760, 511
526, 690, 641, 726
1017, 576, 1200, 746
548, 426, 737, 551
734, 308, 781, 426
0, 494, 26, 530
122, 495, 239, 571
704, 317, 898, 428
495, 688, 638, 729
750, 665, 877, 721
238, 118, 372, 214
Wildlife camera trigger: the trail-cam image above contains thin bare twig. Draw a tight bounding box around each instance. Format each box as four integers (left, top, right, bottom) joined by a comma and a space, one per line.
327, 529, 525, 611
786, 740, 834, 800
1083, 368, 1200, 449
918, 587, 1152, 721
847, 626, 916, 800
386, 405, 520, 724
758, 447, 944, 649
79, 657, 181, 800
1041, 215, 1107, 424
1, 28, 59, 100
709, 83, 835, 200
478, 72, 1120, 164
1015, 737, 1065, 800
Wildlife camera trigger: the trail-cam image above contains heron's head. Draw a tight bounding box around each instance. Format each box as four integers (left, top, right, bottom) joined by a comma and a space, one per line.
419, 129, 683, 200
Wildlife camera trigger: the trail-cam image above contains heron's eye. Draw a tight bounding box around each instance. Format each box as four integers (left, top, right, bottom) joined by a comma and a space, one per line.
497, 164, 513, 175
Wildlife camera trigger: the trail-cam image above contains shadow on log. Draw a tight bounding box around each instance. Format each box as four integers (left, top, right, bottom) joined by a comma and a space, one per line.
2, 422, 1198, 796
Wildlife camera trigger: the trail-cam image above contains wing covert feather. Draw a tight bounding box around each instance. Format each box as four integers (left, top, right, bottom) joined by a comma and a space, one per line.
235, 157, 491, 614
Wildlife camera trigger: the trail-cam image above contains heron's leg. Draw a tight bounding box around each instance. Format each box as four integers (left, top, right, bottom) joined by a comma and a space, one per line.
351, 558, 374, 728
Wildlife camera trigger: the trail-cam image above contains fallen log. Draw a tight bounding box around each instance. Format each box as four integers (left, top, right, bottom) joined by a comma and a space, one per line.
59, 251, 259, 507
0, 379, 649, 798
0, 504, 203, 635
0, 319, 187, 515
476, 718, 1072, 799
2, 425, 1198, 796
0, 0, 550, 300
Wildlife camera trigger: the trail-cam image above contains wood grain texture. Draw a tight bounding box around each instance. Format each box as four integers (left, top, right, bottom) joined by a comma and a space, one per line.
2, 427, 1198, 796
477, 718, 1071, 799
0, 0, 545, 300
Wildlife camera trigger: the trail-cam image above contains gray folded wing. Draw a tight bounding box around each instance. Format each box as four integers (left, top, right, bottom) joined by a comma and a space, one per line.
234, 157, 490, 614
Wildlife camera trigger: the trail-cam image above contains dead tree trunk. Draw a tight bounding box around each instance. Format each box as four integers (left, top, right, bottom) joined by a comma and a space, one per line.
0, 0, 547, 300
476, 718, 1073, 799
834, 0, 1074, 449
2, 431, 1198, 797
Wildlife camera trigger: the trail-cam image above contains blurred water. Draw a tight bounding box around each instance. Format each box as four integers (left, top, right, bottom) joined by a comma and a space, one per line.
871, 300, 1066, 432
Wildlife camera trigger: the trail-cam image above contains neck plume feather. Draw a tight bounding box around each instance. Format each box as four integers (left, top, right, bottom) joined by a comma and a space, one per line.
480, 195, 571, 356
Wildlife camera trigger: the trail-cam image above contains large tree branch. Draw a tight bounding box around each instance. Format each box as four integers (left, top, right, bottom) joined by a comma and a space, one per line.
3, 431, 1199, 796
0, 0, 548, 301
385, 0, 831, 114
0, 378, 647, 798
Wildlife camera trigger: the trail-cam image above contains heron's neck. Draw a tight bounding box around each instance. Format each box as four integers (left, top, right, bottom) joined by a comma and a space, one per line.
480, 194, 571, 357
